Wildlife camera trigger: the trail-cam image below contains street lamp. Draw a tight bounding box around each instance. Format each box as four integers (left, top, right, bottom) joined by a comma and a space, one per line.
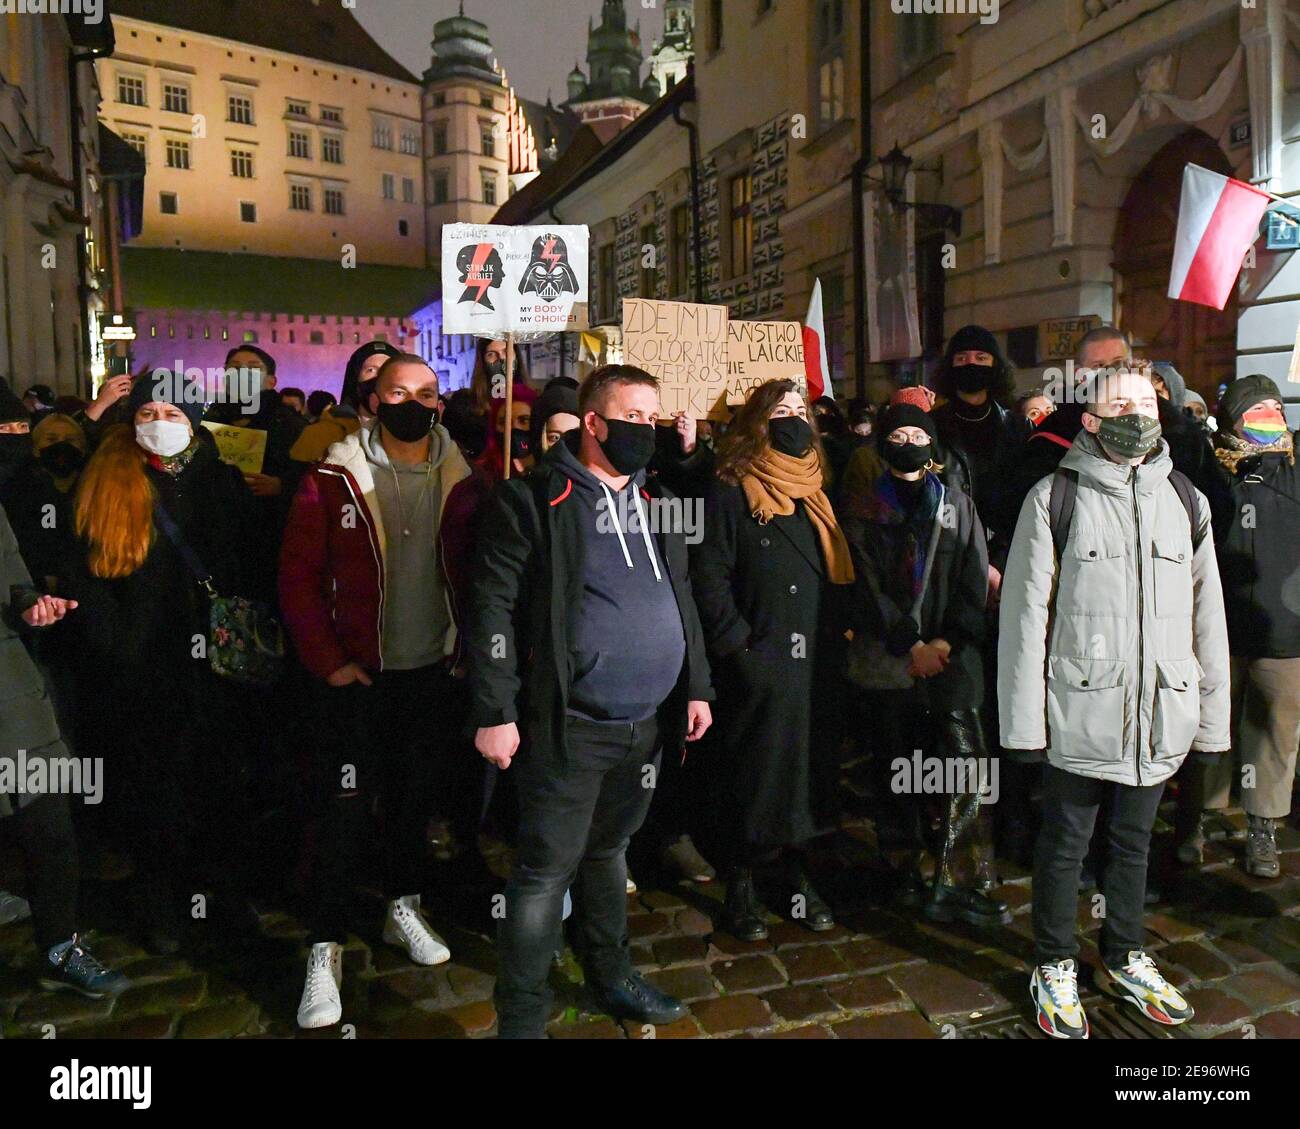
873, 141, 962, 235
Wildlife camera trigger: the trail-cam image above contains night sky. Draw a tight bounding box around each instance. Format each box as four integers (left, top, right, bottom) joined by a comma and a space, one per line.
355, 0, 667, 105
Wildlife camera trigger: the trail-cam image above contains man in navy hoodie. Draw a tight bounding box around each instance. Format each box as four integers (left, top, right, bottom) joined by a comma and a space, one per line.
469, 364, 714, 1039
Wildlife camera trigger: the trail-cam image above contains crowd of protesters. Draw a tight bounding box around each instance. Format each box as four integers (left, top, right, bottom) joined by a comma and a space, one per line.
0, 322, 1296, 1041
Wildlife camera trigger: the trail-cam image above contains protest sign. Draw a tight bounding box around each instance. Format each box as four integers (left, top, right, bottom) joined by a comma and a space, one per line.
726, 320, 806, 409
622, 298, 728, 417
202, 422, 267, 475
441, 224, 589, 339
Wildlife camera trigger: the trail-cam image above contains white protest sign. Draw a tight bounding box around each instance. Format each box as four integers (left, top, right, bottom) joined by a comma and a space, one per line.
441, 224, 589, 340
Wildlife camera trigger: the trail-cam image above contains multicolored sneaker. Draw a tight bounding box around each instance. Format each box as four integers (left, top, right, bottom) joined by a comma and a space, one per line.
1099, 950, 1194, 1026
1030, 958, 1089, 1039
39, 934, 128, 1000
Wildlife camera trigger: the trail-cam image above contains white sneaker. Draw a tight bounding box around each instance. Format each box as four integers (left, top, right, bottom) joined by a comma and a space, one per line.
297, 941, 343, 1029
0, 891, 33, 926
382, 894, 450, 966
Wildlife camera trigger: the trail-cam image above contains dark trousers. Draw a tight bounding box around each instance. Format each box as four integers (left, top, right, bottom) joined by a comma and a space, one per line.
307, 664, 461, 943
0, 794, 78, 954
1032, 764, 1165, 968
495, 716, 660, 1039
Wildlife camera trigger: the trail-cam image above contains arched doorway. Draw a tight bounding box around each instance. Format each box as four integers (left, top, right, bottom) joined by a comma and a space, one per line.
1113, 130, 1240, 398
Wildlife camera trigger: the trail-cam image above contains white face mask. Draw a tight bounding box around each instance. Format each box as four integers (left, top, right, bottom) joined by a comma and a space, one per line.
136, 419, 192, 458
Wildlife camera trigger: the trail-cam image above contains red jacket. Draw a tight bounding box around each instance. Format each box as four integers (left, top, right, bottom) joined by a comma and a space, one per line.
279, 428, 471, 680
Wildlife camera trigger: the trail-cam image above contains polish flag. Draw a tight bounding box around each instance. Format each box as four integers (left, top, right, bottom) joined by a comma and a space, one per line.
803, 278, 831, 400
1167, 164, 1270, 310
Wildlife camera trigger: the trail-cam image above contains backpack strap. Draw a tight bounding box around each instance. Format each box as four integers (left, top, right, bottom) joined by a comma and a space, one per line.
1048, 467, 1078, 560
1167, 469, 1205, 551
153, 503, 218, 598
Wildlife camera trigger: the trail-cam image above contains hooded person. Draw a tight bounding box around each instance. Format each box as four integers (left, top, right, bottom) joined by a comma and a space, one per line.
1, 413, 88, 589
478, 382, 539, 482
531, 379, 581, 457
929, 326, 1028, 574
1148, 361, 1228, 527
0, 376, 33, 490
1183, 389, 1209, 426
842, 398, 1007, 926
1172, 376, 1300, 879
290, 340, 395, 465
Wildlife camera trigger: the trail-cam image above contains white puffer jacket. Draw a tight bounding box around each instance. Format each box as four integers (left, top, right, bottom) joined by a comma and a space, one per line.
997, 431, 1231, 786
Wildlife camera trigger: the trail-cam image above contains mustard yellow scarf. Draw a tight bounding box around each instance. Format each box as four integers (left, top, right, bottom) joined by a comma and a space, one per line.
741, 449, 855, 584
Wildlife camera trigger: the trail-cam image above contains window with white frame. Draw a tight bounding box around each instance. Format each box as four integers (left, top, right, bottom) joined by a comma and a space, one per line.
402, 177, 415, 204
432, 172, 448, 204
322, 135, 342, 164
400, 129, 419, 155
228, 93, 254, 125
165, 139, 191, 169
372, 119, 393, 150
321, 106, 342, 124
162, 82, 190, 115
481, 170, 496, 205
382, 172, 395, 200
290, 183, 311, 211
117, 73, 146, 106
324, 188, 345, 215
288, 130, 310, 159
230, 149, 254, 179
287, 99, 309, 117
481, 124, 496, 157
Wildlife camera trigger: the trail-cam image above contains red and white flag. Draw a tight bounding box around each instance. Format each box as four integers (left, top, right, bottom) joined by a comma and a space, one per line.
1167, 163, 1269, 310
803, 278, 831, 400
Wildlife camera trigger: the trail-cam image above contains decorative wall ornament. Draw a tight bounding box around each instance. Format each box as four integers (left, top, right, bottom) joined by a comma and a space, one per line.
1073, 44, 1244, 158
1047, 87, 1078, 248
1244, 1, 1284, 188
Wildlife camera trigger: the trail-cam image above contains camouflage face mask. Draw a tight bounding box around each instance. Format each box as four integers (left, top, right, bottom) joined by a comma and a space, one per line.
1096, 412, 1161, 458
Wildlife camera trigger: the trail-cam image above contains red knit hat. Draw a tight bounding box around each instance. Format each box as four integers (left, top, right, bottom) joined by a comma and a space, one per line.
889, 386, 936, 413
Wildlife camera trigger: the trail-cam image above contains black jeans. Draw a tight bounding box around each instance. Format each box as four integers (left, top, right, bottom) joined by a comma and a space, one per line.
0, 794, 78, 954
1032, 764, 1165, 968
495, 715, 661, 1039
307, 664, 463, 943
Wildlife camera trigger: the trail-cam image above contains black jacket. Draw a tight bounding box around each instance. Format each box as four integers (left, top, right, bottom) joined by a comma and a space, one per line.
689, 479, 849, 847
1159, 398, 1233, 534
931, 399, 1028, 568
842, 472, 988, 710
1213, 437, 1300, 658
0, 460, 78, 590
467, 457, 713, 768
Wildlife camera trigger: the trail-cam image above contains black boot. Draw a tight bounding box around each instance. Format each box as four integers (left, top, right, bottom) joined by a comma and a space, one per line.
723, 867, 768, 942
924, 883, 1011, 927
771, 862, 835, 932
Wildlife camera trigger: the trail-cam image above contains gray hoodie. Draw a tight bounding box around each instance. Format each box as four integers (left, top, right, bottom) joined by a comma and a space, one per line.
997, 429, 1230, 786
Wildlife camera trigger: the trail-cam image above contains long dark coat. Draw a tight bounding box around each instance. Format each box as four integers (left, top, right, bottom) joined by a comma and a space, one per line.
689, 480, 848, 850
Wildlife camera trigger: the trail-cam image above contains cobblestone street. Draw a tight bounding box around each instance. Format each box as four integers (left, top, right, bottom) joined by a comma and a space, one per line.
3, 801, 1300, 1040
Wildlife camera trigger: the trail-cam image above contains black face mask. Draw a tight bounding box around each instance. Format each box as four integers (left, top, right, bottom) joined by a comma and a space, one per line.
0, 433, 32, 480
377, 399, 438, 443
484, 358, 507, 380
952, 363, 993, 394
509, 427, 532, 462
598, 417, 656, 475
882, 441, 932, 473
37, 442, 85, 477
768, 415, 814, 458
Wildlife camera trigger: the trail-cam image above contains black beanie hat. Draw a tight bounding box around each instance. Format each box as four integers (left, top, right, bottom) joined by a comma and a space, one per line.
947, 324, 1000, 360
0, 377, 29, 424
127, 370, 206, 432
878, 402, 937, 445
1218, 374, 1282, 428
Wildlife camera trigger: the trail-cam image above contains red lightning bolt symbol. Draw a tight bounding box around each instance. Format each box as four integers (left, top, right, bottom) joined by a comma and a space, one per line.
466, 243, 494, 303
540, 236, 561, 271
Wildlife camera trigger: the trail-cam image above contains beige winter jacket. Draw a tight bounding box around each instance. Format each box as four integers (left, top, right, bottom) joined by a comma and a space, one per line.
997, 431, 1230, 786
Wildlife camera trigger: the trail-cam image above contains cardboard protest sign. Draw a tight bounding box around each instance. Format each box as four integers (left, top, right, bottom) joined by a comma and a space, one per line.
1288, 317, 1300, 386
202, 422, 267, 475
726, 321, 806, 409
441, 223, 589, 340
622, 298, 729, 417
